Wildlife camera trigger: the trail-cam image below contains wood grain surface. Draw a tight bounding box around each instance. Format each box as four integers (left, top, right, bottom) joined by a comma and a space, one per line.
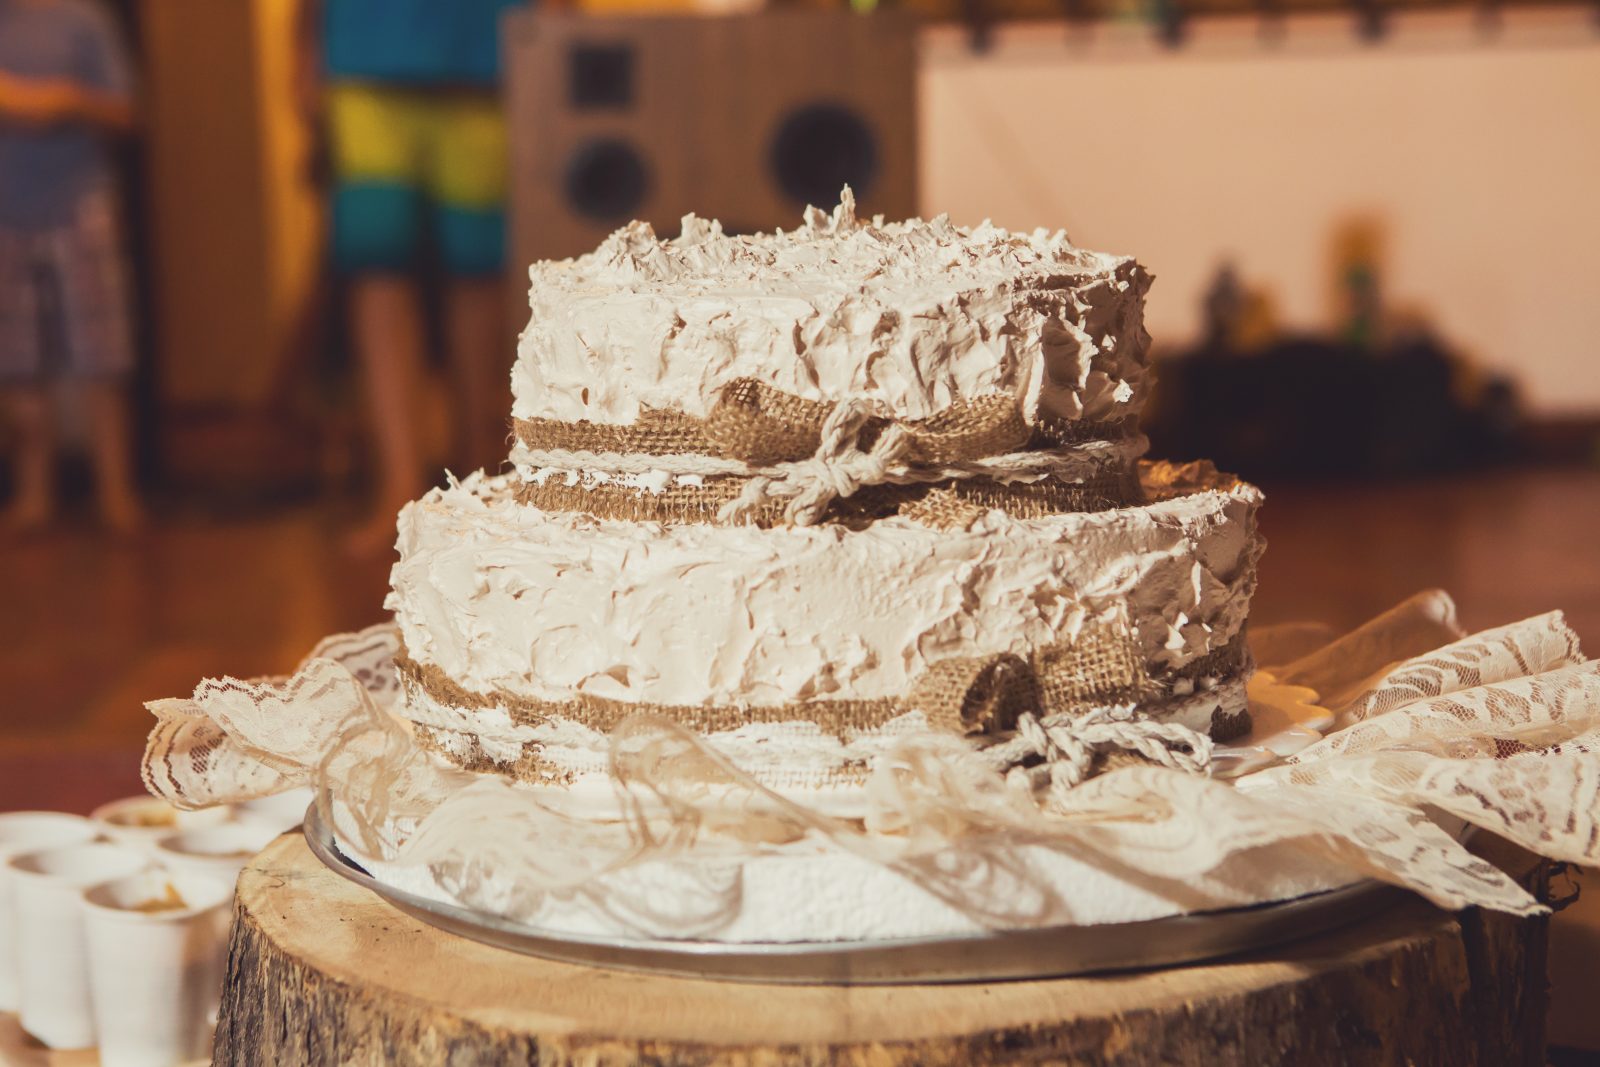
212, 833, 1551, 1066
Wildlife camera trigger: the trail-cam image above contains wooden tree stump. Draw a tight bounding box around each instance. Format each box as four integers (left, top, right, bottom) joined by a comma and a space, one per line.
214, 834, 1550, 1067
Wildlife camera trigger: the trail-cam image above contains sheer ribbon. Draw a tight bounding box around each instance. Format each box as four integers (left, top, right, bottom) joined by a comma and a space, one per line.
143, 590, 1600, 936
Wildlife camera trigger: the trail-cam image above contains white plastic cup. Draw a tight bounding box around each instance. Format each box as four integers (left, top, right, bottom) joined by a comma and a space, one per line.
91, 796, 230, 855
153, 822, 281, 885
0, 812, 100, 1012
8, 842, 150, 1048
82, 869, 232, 1067
229, 787, 314, 835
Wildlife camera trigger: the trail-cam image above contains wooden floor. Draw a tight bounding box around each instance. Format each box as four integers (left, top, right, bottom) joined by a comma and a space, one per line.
0, 499, 393, 812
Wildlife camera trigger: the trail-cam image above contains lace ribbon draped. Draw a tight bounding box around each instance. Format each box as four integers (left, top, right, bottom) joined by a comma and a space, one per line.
142, 590, 1600, 934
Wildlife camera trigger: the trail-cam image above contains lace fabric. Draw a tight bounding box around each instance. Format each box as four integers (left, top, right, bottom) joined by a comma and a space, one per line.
142, 590, 1600, 935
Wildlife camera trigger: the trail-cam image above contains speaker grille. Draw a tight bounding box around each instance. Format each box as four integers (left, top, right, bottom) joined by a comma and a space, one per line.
564, 138, 650, 222
769, 103, 880, 208
568, 44, 634, 109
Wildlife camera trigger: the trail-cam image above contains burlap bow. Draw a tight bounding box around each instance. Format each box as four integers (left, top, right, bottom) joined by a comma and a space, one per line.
909, 625, 1215, 808
908, 622, 1151, 734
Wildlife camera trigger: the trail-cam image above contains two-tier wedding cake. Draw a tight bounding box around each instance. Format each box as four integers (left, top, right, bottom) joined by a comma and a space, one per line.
146, 191, 1600, 949
386, 191, 1262, 806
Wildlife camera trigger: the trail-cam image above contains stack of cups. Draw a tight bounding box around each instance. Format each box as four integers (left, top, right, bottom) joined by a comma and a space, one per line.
0, 812, 99, 1015
0, 803, 254, 1066
9, 841, 153, 1051
81, 870, 233, 1067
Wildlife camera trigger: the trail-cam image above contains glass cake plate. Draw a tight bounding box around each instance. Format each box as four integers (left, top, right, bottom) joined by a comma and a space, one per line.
303, 803, 1404, 985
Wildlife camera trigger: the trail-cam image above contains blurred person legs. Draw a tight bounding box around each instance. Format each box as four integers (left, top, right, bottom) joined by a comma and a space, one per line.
328, 84, 507, 555
0, 188, 142, 535
1, 386, 53, 530
432, 93, 508, 473
345, 273, 428, 555
84, 379, 141, 532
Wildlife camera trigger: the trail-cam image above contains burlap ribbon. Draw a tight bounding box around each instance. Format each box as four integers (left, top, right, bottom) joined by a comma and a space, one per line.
514, 378, 1142, 528
514, 474, 1137, 530
407, 625, 1240, 788
902, 622, 1149, 736
402, 624, 1248, 749
517, 378, 1054, 465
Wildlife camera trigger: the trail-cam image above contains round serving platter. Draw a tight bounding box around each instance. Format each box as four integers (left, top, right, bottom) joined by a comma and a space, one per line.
303, 803, 1400, 985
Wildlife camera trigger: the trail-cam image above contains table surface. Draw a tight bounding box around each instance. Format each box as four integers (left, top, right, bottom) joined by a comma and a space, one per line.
0, 1016, 90, 1067
212, 832, 1547, 1067
0, 1018, 207, 1067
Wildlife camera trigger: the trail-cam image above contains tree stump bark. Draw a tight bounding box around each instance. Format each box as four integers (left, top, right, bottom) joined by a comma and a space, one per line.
214, 834, 1549, 1066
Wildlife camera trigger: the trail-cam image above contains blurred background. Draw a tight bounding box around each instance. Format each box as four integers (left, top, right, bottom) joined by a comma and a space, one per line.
0, 0, 1596, 1053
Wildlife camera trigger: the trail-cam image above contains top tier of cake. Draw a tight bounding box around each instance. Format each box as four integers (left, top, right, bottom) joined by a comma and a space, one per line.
512, 191, 1152, 438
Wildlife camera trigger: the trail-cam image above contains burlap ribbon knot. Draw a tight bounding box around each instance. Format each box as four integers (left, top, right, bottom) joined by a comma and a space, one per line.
716, 394, 922, 526
702, 378, 1033, 467
908, 623, 1215, 803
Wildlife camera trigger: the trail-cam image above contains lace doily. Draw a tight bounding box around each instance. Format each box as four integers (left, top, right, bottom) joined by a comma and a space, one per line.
143, 590, 1600, 937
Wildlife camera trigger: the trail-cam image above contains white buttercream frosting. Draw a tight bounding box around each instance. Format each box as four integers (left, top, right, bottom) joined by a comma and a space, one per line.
385, 468, 1261, 710
513, 190, 1152, 432
362, 831, 1361, 941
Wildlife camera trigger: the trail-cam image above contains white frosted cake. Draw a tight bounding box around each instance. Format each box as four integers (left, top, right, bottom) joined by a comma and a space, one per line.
141, 195, 1599, 953
384, 192, 1264, 804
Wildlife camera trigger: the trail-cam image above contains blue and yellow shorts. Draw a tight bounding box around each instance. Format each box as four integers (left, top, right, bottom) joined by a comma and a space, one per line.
326, 83, 507, 277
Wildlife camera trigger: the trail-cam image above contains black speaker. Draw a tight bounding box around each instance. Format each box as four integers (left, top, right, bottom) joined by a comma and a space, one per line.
506, 11, 918, 265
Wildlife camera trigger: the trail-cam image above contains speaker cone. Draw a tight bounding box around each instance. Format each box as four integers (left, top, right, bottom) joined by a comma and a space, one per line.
769, 103, 879, 208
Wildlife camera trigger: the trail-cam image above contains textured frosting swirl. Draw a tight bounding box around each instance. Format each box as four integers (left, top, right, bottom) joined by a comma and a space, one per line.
514, 190, 1153, 431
